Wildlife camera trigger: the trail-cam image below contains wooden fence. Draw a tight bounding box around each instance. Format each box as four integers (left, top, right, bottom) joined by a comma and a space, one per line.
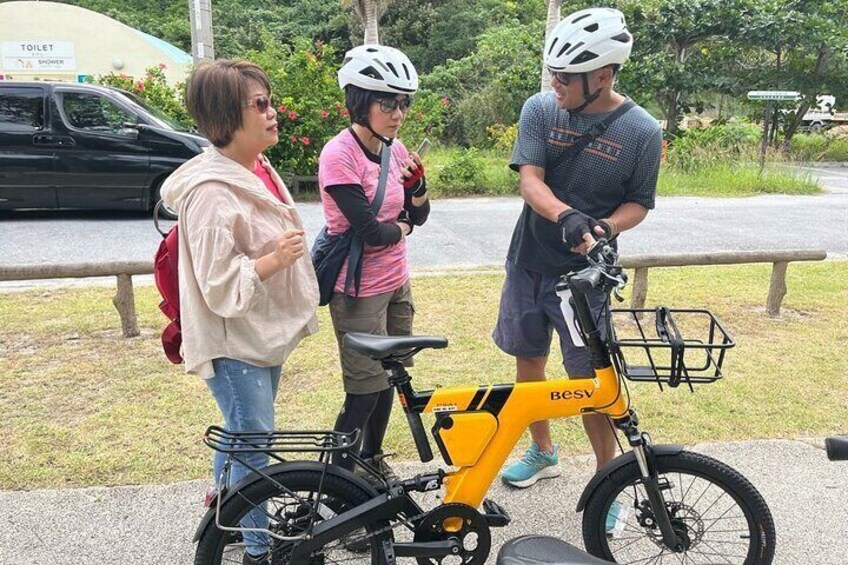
0, 249, 828, 338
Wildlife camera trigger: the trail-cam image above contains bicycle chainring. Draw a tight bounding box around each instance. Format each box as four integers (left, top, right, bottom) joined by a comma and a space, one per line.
412, 503, 491, 565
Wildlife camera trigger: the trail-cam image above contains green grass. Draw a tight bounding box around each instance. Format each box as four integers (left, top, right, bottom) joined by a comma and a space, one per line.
422, 146, 821, 198
1, 263, 846, 490
657, 163, 821, 197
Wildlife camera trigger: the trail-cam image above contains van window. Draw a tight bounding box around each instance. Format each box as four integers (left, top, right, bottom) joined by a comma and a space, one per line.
0, 87, 45, 132
60, 92, 135, 135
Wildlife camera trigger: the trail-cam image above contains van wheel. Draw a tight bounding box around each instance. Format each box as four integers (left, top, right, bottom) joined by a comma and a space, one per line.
151, 180, 177, 221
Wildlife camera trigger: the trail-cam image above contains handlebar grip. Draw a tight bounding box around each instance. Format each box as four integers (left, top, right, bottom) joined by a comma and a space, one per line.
406, 411, 434, 463
826, 436, 848, 461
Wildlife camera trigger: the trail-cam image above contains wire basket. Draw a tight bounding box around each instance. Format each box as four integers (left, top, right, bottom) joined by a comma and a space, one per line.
609, 307, 734, 391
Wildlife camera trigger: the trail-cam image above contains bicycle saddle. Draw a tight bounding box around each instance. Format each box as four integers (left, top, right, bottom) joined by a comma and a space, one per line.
497, 535, 613, 564
343, 332, 448, 360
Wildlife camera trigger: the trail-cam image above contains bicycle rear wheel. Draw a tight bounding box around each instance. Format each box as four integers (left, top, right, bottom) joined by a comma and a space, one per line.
195, 463, 389, 564
582, 450, 775, 564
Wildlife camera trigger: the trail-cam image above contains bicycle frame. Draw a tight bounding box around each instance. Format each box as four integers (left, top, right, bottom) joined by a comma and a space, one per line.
395, 365, 628, 509
385, 241, 686, 551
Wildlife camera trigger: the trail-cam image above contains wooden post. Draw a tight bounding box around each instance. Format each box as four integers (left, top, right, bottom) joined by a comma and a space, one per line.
631, 267, 649, 310
113, 274, 140, 338
767, 261, 788, 317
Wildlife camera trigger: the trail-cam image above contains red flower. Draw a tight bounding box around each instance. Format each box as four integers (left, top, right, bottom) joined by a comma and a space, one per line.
277, 104, 287, 112
158, 63, 167, 70
341, 108, 350, 118
290, 135, 298, 143
320, 110, 330, 119
288, 110, 298, 121
301, 137, 311, 145
441, 97, 450, 106
136, 81, 145, 92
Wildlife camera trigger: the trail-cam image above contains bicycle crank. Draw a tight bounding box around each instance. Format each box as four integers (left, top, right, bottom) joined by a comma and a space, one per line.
411, 503, 491, 564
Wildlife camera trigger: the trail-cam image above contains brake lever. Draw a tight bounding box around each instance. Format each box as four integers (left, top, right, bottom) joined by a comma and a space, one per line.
613, 288, 625, 302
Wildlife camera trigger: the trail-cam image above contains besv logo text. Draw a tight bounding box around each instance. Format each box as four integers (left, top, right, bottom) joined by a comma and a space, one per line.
550, 389, 595, 400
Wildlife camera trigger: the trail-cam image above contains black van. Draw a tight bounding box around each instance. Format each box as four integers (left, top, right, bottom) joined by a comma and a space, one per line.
0, 81, 208, 218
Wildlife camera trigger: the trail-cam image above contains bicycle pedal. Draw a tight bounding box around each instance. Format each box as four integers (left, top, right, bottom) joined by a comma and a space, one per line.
481, 497, 511, 527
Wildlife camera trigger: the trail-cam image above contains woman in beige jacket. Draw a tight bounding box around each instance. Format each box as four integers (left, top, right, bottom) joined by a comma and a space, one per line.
161, 60, 318, 565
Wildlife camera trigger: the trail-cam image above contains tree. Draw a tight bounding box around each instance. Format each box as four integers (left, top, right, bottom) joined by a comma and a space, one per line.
740, 0, 848, 145
344, 0, 391, 44
618, 0, 746, 135
540, 0, 562, 91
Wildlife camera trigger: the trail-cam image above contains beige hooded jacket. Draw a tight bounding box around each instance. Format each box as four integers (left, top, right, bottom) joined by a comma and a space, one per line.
161, 147, 319, 378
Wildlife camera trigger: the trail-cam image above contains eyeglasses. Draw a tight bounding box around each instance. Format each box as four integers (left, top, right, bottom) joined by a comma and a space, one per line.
377, 97, 412, 114
551, 71, 581, 86
242, 94, 272, 113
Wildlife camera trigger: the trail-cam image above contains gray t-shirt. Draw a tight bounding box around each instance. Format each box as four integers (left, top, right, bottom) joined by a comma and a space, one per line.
508, 91, 662, 274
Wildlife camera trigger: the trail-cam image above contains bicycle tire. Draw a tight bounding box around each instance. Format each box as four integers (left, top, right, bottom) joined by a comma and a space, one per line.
582, 450, 775, 564
195, 465, 390, 565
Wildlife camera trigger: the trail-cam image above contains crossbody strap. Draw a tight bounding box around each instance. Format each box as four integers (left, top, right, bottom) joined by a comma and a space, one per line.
370, 143, 391, 212
562, 99, 635, 160
344, 143, 392, 300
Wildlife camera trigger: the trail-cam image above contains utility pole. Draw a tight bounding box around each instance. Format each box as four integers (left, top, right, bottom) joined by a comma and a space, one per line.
188, 0, 214, 63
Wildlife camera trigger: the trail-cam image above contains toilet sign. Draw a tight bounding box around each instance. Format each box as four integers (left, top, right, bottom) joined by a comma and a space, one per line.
746, 90, 799, 101
1, 41, 76, 71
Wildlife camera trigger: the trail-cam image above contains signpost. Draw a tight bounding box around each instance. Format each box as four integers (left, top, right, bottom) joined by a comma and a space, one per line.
188, 0, 214, 63
747, 91, 800, 173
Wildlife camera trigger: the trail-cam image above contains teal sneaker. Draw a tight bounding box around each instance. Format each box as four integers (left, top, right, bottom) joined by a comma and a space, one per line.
605, 500, 629, 537
501, 443, 560, 488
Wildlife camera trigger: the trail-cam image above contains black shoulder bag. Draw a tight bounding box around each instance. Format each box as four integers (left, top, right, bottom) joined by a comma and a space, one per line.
311, 144, 391, 306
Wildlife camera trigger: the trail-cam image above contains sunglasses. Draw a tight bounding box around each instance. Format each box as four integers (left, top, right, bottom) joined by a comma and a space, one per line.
377, 97, 412, 114
551, 71, 579, 86
242, 94, 272, 113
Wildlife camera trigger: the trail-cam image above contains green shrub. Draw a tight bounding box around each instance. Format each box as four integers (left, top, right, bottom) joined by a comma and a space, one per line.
665, 120, 761, 172
434, 147, 488, 194
789, 134, 848, 162
486, 123, 517, 153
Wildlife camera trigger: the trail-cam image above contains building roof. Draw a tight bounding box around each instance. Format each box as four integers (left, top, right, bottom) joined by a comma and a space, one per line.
0, 1, 191, 83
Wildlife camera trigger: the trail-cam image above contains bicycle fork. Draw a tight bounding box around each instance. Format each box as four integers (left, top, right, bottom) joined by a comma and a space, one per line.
615, 411, 687, 553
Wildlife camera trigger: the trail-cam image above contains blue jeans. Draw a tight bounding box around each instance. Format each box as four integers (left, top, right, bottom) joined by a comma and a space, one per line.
206, 358, 281, 556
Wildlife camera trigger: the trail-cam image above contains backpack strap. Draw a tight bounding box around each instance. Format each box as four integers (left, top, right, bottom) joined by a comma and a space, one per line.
344, 143, 392, 300
562, 99, 635, 160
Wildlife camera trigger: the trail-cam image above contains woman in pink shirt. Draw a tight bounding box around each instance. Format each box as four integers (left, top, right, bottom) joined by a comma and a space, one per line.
318, 45, 430, 485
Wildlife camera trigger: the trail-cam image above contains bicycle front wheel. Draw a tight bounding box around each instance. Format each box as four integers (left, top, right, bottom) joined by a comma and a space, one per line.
582, 450, 775, 564
195, 463, 389, 565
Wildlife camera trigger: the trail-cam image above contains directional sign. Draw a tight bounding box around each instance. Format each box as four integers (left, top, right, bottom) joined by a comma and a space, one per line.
747, 90, 799, 101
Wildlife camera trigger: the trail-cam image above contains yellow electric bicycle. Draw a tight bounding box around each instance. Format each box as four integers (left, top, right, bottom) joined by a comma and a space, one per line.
194, 239, 776, 565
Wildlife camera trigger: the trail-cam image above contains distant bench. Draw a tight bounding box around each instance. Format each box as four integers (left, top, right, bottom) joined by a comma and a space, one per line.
0, 249, 828, 338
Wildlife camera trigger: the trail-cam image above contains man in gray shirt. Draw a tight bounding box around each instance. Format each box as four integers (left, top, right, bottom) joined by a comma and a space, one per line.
495, 7, 662, 507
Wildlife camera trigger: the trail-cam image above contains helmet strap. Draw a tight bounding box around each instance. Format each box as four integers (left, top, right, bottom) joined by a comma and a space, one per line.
365, 122, 394, 146
570, 73, 602, 115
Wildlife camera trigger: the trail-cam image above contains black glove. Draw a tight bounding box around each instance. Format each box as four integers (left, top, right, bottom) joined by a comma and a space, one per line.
557, 209, 599, 248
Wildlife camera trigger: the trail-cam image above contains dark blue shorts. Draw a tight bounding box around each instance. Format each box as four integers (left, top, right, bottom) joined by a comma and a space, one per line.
493, 260, 609, 377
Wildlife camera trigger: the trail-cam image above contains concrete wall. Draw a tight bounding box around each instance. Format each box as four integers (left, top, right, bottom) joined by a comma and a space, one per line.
0, 1, 191, 84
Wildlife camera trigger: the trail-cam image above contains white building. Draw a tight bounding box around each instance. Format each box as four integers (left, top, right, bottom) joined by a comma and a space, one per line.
0, 1, 191, 84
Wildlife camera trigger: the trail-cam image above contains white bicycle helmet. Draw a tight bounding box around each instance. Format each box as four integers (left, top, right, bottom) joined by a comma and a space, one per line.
338, 44, 419, 95
544, 8, 633, 74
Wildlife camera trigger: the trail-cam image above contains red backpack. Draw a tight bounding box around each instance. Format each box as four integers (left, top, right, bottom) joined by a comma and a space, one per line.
153, 202, 182, 364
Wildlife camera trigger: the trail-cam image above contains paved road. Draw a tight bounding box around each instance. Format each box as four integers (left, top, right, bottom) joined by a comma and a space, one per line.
0, 438, 844, 564
1, 167, 846, 275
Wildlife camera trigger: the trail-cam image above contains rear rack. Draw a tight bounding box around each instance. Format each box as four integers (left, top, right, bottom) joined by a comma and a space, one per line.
610, 307, 734, 391
203, 425, 360, 455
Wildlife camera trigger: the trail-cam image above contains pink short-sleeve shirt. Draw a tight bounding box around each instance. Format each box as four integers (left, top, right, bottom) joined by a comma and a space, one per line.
318, 129, 410, 297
